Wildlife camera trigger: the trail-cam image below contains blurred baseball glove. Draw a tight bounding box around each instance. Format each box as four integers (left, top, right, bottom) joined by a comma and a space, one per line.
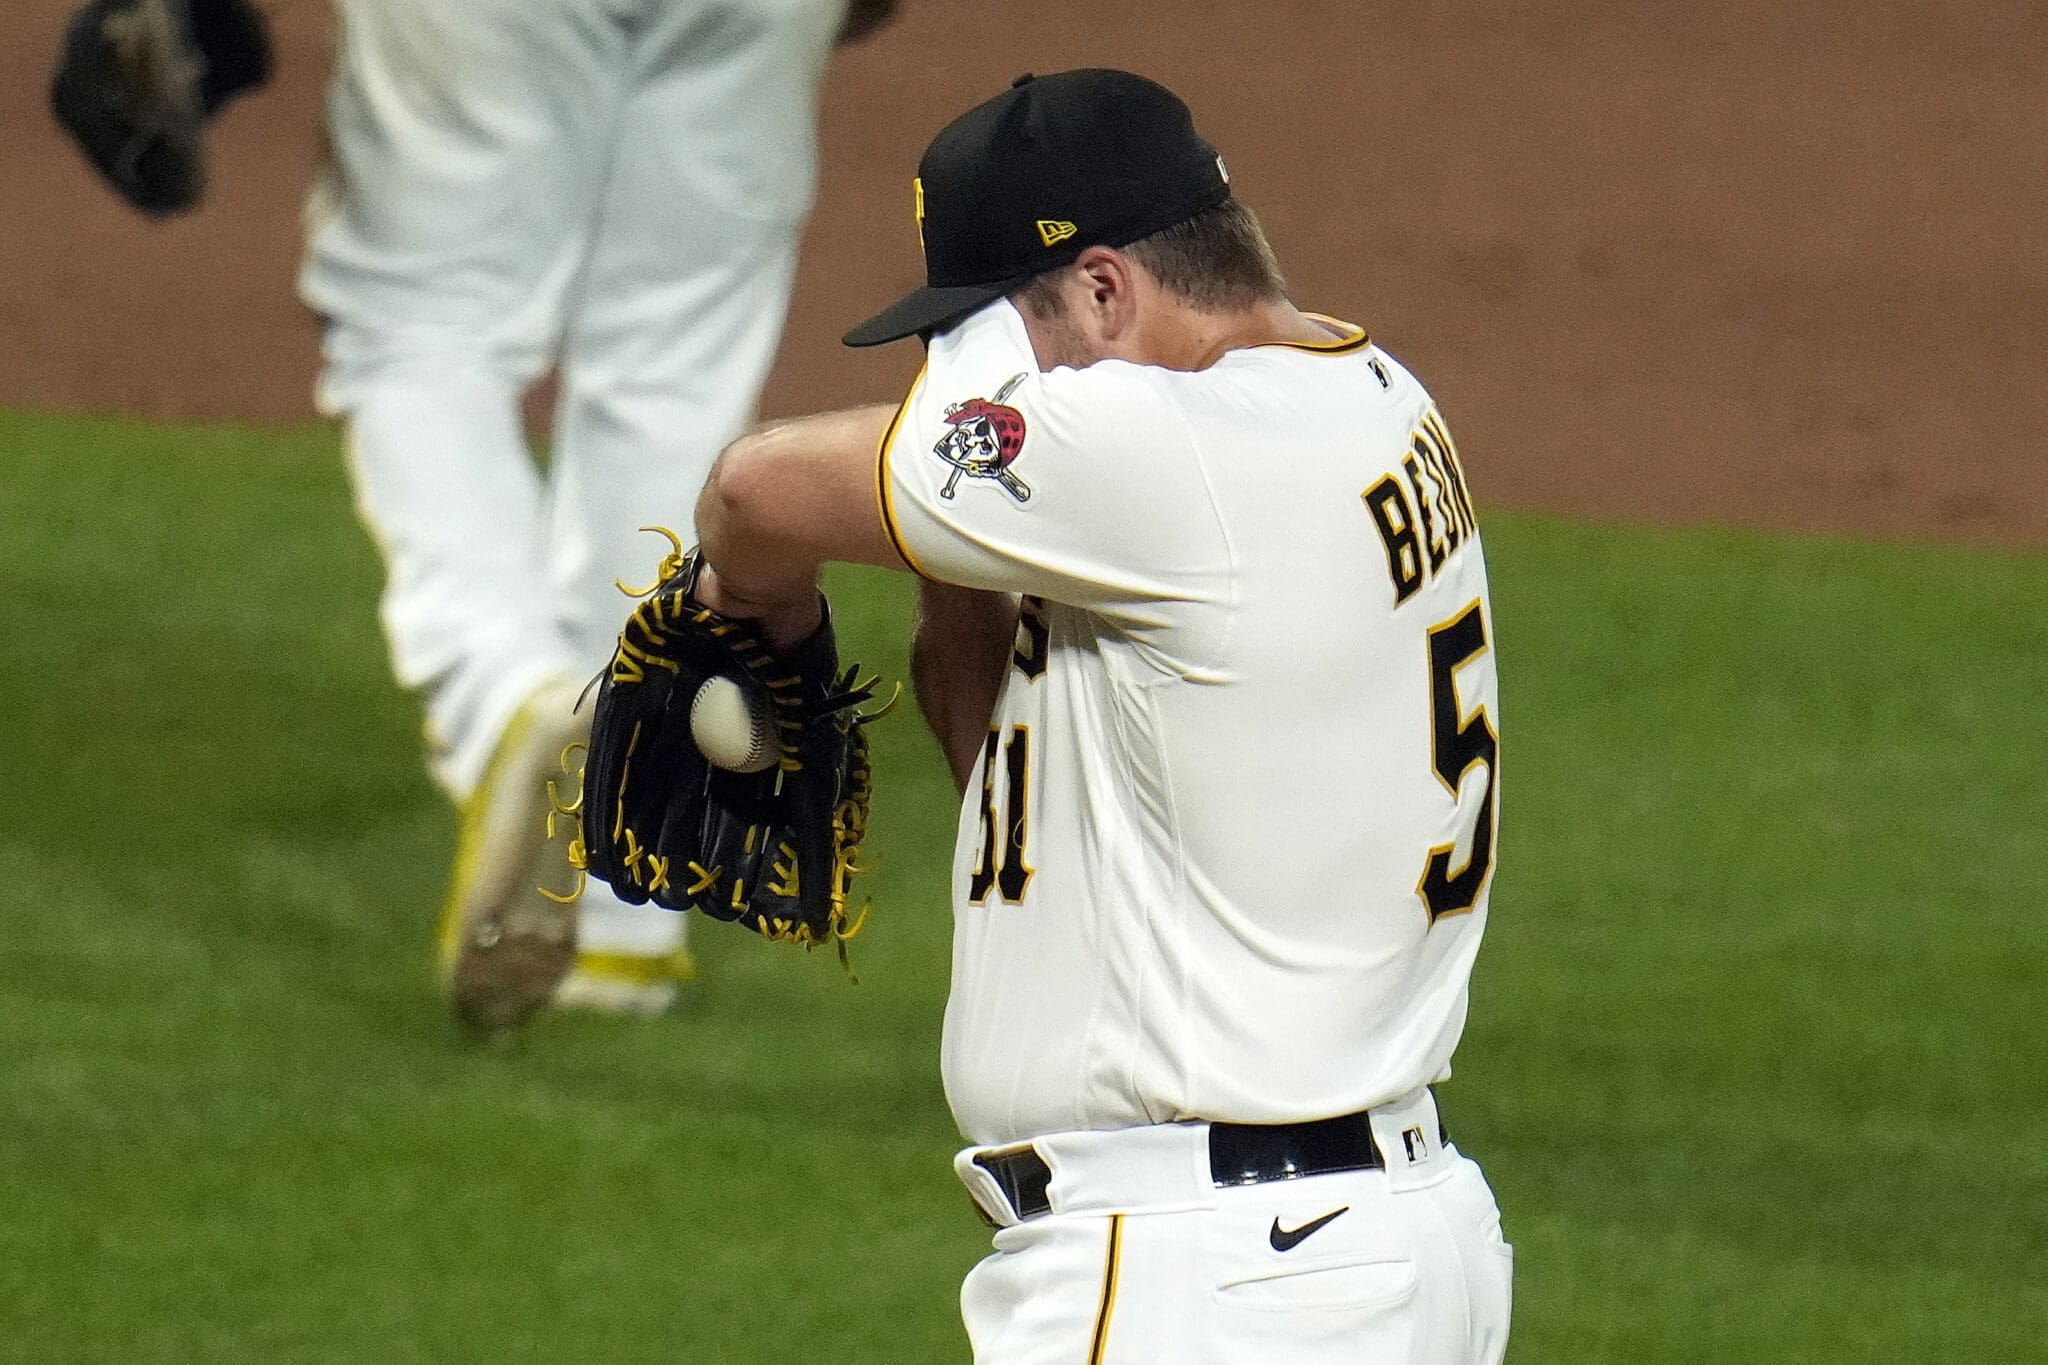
553, 530, 886, 957
837, 0, 900, 45
50, 0, 271, 217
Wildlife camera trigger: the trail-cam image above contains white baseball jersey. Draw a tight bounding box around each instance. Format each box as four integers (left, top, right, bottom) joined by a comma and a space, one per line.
880, 300, 1500, 1147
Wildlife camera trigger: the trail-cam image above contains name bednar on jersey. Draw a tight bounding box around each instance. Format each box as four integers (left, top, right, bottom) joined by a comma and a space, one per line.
880, 287, 1496, 1147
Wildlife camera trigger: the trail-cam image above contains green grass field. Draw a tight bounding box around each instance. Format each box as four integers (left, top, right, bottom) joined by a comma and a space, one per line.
1, 409, 2043, 1363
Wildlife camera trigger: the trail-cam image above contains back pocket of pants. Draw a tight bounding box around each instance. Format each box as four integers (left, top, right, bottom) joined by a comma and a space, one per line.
1214, 1256, 1418, 1314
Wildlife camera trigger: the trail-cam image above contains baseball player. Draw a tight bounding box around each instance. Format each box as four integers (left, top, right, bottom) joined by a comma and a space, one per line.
296, 0, 893, 1028
681, 69, 1512, 1360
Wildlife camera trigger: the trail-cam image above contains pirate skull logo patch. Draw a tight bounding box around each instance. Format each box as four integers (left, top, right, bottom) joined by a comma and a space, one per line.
933, 373, 1032, 502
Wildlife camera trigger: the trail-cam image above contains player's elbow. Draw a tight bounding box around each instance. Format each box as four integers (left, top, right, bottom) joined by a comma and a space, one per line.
697, 429, 786, 564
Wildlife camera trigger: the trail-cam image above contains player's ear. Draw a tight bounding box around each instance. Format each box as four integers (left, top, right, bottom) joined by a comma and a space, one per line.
1073, 246, 1137, 344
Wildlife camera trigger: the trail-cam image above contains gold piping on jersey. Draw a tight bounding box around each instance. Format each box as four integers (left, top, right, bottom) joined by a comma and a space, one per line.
876, 361, 933, 578
913, 177, 926, 251
1258, 312, 1371, 354
1088, 1214, 1125, 1364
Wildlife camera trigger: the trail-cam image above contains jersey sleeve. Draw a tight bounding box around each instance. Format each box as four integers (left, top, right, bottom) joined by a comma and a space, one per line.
878, 300, 1230, 629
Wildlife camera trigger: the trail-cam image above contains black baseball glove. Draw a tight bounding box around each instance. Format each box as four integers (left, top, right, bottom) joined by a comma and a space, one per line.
560, 531, 885, 956
50, 0, 272, 216
837, 0, 900, 45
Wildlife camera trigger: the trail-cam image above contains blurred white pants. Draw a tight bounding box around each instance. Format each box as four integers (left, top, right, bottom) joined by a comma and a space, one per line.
300, 0, 842, 955
956, 1092, 1512, 1364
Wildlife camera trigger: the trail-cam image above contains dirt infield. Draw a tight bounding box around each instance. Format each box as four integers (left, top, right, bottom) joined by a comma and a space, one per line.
4, 1, 2042, 545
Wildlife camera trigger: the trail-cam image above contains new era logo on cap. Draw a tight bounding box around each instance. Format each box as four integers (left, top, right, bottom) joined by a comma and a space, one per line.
1035, 219, 1077, 247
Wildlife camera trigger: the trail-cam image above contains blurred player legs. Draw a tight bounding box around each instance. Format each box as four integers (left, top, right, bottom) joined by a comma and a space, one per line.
302, 0, 840, 1013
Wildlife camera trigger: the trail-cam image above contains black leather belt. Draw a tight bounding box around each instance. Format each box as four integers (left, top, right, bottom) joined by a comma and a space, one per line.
1209, 1110, 1387, 1188
972, 1100, 1445, 1224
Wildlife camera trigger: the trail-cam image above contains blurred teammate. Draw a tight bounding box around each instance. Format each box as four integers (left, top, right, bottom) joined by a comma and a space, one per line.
299, 0, 893, 1030
691, 70, 1511, 1361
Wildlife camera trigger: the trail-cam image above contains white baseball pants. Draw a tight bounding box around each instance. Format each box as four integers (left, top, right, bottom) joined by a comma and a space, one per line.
300, 0, 842, 954
956, 1092, 1512, 1364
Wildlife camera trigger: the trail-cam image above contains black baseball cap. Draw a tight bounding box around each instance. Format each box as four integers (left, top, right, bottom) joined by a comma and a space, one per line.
842, 69, 1233, 348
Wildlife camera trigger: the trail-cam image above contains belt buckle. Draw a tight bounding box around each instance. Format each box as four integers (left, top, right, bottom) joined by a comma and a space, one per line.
968, 1143, 1052, 1225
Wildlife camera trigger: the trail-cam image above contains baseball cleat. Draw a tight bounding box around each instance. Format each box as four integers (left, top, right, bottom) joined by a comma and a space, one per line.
552, 948, 700, 1016
437, 676, 591, 1037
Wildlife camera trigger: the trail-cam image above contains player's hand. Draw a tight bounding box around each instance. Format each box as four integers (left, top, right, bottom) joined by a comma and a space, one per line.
696, 563, 824, 652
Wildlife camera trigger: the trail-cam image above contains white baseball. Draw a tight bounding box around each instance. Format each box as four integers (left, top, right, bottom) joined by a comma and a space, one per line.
689, 675, 778, 773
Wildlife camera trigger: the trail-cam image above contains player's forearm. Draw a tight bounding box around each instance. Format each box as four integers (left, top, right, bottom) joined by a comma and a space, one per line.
912, 582, 1018, 791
